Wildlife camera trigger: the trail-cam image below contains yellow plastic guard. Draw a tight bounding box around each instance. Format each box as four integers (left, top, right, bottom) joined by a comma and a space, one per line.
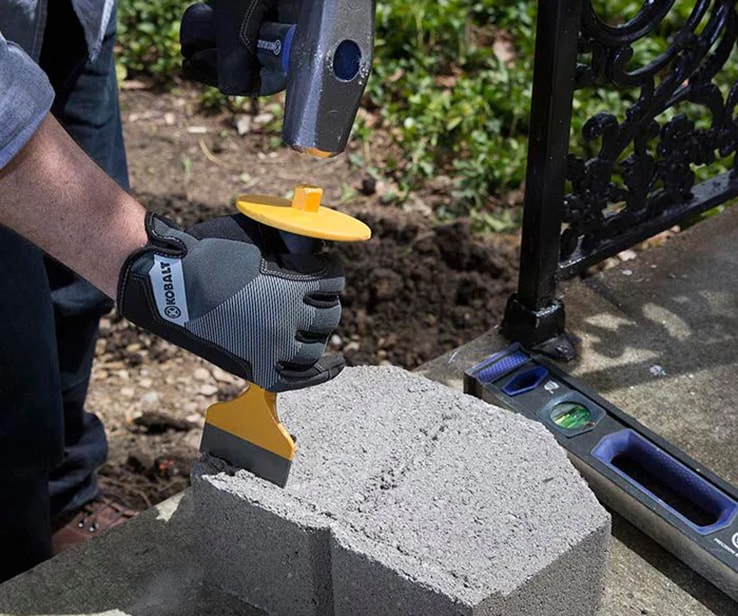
203, 383, 295, 461
237, 185, 371, 242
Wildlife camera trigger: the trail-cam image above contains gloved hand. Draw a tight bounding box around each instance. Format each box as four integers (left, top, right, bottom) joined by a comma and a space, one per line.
180, 0, 299, 96
117, 212, 345, 392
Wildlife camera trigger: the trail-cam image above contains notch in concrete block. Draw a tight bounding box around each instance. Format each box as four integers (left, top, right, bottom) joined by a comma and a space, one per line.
193, 463, 333, 616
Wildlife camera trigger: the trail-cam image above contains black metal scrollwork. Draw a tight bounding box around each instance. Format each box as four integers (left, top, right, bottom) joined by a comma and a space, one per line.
560, 0, 738, 273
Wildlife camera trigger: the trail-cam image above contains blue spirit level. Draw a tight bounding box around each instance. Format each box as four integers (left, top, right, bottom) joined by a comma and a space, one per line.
465, 344, 738, 601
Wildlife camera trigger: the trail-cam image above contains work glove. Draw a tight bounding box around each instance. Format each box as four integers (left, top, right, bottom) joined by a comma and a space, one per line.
117, 213, 345, 392
180, 0, 299, 96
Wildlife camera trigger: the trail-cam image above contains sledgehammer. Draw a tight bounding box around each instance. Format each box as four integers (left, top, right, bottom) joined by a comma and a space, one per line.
254, 0, 376, 157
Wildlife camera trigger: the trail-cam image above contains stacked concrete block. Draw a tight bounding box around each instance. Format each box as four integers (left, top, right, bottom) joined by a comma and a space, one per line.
193, 366, 610, 616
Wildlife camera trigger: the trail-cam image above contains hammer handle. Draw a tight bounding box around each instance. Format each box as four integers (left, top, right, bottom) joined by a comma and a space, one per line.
256, 22, 296, 75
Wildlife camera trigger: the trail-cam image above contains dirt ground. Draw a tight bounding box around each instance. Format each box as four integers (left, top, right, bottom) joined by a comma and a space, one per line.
90, 87, 520, 509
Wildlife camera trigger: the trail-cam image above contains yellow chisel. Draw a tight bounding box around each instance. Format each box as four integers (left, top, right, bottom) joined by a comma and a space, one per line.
199, 185, 370, 486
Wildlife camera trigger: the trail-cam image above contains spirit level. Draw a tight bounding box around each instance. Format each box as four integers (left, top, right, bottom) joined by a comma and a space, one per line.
465, 344, 738, 601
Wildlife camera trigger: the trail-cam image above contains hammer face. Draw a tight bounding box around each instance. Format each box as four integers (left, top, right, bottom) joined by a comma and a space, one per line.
283, 0, 376, 157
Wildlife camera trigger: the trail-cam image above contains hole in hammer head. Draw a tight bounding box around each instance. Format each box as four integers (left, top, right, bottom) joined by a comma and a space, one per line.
333, 40, 361, 81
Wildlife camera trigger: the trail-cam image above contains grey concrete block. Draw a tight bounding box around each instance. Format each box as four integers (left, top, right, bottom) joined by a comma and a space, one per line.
193, 366, 610, 615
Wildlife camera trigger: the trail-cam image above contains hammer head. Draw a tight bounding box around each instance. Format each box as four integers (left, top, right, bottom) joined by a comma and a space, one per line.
283, 0, 376, 157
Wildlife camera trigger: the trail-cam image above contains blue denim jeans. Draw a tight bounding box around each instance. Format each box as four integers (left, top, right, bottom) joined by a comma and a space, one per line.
0, 1, 128, 581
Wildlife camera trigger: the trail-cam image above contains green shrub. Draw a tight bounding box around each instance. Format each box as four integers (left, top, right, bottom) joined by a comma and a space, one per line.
116, 0, 734, 224
117, 0, 189, 81
367, 0, 537, 211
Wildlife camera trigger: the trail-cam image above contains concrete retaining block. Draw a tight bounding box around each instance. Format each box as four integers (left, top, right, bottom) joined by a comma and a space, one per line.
193, 366, 610, 615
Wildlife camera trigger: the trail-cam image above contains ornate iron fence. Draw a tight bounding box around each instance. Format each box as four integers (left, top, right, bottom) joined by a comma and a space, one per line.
500, 0, 738, 360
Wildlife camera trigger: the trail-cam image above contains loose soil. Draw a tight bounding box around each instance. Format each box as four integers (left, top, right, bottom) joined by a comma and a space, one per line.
90, 87, 520, 509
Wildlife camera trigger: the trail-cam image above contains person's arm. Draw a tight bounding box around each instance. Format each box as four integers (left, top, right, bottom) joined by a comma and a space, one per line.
0, 29, 147, 298
0, 28, 344, 392
0, 114, 147, 298
0, 111, 344, 391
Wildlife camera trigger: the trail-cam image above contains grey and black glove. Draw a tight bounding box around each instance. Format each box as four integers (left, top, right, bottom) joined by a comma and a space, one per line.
117, 213, 345, 392
180, 0, 300, 95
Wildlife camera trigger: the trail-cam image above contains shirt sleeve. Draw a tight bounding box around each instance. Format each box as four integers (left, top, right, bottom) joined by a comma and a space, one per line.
0, 29, 54, 170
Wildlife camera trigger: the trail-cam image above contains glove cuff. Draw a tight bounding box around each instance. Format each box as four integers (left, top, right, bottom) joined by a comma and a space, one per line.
117, 213, 186, 308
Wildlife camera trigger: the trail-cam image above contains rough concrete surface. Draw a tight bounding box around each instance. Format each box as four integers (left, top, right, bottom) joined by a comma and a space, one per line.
193, 365, 610, 616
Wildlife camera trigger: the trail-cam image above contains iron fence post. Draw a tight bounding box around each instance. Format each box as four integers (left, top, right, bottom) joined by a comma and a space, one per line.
500, 0, 583, 360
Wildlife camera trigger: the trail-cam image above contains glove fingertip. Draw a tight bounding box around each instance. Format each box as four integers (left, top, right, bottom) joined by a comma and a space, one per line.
181, 3, 215, 45
273, 354, 346, 392
316, 353, 346, 377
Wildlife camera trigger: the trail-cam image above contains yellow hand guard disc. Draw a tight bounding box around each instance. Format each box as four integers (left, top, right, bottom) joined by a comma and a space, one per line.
237, 185, 371, 242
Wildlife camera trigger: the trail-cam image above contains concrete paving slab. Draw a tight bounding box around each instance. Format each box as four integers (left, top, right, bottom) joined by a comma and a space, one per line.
565, 205, 738, 486
0, 491, 256, 616
193, 366, 610, 616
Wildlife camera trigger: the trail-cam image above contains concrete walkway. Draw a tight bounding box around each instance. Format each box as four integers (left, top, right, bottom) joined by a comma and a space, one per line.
0, 491, 252, 616
1, 206, 737, 615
